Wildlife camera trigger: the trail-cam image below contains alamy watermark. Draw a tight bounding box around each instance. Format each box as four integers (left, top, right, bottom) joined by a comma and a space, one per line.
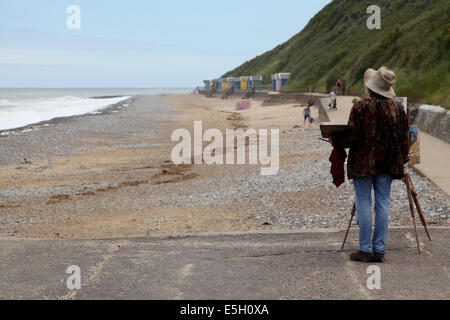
367, 265, 381, 290
367, 5, 381, 30
171, 121, 279, 175
66, 5, 81, 30
66, 265, 81, 290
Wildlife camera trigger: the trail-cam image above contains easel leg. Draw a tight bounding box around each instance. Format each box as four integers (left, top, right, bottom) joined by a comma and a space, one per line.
403, 177, 421, 255
411, 214, 421, 255
341, 203, 356, 252
407, 173, 432, 241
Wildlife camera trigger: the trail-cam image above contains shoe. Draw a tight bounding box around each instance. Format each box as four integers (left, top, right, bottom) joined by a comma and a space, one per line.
372, 252, 385, 263
349, 250, 374, 262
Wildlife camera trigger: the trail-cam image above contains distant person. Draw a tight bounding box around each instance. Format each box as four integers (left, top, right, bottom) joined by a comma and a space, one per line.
303, 105, 312, 124
332, 66, 409, 263
342, 80, 346, 95
336, 79, 342, 95
329, 91, 337, 109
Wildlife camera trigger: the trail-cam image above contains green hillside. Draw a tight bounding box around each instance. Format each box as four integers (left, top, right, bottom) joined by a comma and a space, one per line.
223, 0, 450, 108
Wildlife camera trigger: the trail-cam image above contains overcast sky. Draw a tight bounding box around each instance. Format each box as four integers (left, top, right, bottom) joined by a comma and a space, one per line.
0, 0, 331, 88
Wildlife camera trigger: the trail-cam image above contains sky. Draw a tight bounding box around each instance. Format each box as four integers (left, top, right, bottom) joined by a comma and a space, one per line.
0, 0, 332, 88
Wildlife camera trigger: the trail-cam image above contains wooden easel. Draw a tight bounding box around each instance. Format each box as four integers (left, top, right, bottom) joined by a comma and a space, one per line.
340, 167, 432, 254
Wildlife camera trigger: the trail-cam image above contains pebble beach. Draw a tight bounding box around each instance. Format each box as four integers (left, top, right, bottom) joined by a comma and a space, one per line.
0, 94, 448, 239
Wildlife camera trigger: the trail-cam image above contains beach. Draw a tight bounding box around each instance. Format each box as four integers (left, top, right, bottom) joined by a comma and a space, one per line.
0, 93, 448, 240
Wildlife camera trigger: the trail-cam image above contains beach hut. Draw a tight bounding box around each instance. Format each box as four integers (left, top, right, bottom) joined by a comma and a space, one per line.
270, 73, 291, 91
212, 79, 221, 89
221, 78, 228, 90
275, 74, 281, 91
279, 73, 291, 89
233, 77, 241, 90
249, 75, 263, 89
240, 76, 249, 90
227, 77, 235, 88
203, 80, 211, 89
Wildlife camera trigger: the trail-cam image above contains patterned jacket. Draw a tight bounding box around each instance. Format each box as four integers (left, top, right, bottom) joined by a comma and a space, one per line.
346, 97, 410, 180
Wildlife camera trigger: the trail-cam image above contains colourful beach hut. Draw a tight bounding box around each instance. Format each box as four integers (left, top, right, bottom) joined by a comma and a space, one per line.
233, 77, 241, 90
221, 78, 228, 90
275, 74, 281, 91
279, 73, 291, 89
240, 76, 249, 90
227, 77, 235, 88
270, 73, 291, 91
211, 79, 221, 89
271, 74, 276, 91
203, 80, 211, 89
249, 76, 263, 89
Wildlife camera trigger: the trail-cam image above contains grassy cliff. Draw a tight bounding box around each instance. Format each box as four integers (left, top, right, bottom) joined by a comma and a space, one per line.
223, 0, 450, 107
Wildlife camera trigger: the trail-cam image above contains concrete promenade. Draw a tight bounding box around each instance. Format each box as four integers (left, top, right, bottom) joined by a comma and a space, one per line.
0, 228, 448, 299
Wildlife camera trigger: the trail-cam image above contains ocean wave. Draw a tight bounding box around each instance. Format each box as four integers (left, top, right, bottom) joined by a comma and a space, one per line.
0, 99, 14, 106
0, 96, 130, 131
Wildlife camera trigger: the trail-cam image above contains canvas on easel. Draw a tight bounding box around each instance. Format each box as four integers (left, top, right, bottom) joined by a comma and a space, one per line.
409, 125, 420, 166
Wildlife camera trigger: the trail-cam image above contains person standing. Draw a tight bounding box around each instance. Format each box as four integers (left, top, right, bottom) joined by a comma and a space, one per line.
304, 105, 312, 124
329, 90, 337, 109
336, 79, 342, 96
344, 66, 410, 263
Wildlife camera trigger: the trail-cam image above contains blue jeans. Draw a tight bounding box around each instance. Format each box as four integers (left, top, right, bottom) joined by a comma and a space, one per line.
353, 174, 393, 254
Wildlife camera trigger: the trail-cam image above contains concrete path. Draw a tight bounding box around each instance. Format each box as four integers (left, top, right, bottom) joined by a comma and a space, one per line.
321, 96, 450, 195
0, 228, 448, 300
414, 133, 450, 195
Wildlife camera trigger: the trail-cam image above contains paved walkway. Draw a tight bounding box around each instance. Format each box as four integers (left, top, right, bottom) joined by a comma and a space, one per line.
0, 228, 448, 299
414, 133, 450, 195
320, 96, 450, 195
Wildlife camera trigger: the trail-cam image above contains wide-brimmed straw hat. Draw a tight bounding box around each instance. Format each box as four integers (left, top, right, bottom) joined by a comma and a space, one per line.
364, 66, 396, 99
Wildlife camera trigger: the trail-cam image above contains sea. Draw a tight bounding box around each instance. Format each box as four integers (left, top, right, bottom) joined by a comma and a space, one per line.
0, 88, 192, 131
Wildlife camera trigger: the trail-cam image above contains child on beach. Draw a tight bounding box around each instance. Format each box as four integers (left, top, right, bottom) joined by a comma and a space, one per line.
304, 105, 312, 124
